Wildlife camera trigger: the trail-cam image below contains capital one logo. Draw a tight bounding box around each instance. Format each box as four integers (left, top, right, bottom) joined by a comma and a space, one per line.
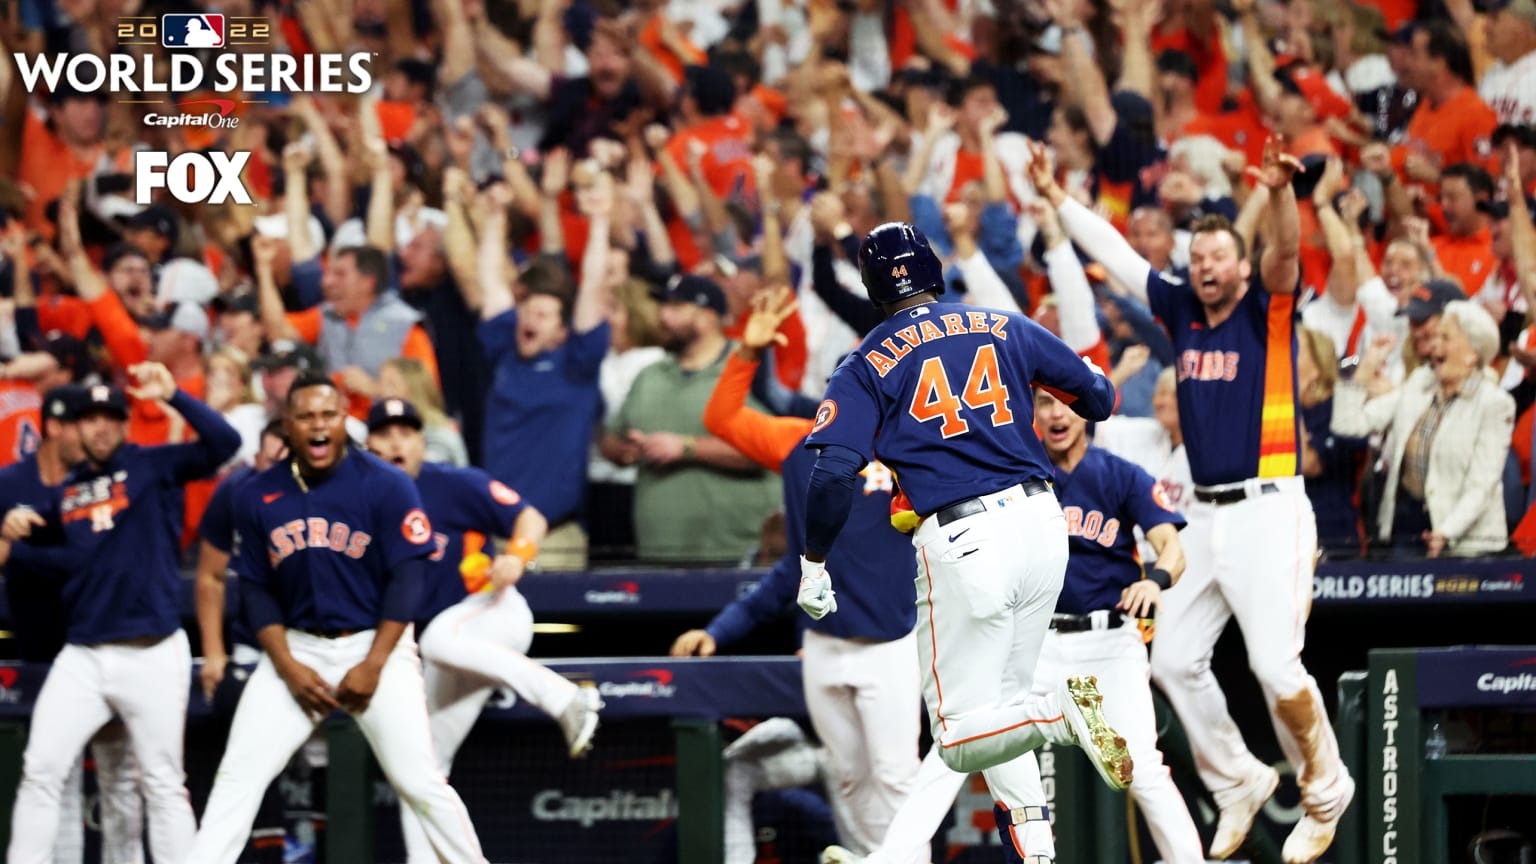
134, 151, 252, 204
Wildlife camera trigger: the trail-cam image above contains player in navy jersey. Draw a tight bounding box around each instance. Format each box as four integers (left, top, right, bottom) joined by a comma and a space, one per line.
0, 385, 145, 864
364, 397, 602, 864
800, 222, 1129, 862
0, 364, 241, 864
1038, 136, 1354, 863
187, 374, 486, 864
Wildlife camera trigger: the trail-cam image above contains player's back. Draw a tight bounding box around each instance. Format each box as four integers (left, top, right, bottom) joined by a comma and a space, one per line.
835, 301, 1116, 516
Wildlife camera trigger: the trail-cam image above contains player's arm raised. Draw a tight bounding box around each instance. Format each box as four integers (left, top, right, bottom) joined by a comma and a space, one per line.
1247, 136, 1305, 295
1026, 139, 1153, 306
1027, 318, 1118, 421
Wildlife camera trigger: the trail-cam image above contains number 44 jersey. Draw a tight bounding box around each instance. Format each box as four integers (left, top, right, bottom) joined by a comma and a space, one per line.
806, 301, 1118, 516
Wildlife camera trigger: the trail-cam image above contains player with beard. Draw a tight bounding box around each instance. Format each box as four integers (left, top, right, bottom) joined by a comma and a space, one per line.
1, 365, 240, 864
188, 374, 486, 864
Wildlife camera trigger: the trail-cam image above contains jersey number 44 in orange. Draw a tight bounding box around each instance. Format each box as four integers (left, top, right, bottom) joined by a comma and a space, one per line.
908, 345, 1015, 438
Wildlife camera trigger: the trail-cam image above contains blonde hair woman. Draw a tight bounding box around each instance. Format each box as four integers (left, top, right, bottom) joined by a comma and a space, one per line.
205, 345, 269, 467
1333, 302, 1514, 558
378, 357, 468, 466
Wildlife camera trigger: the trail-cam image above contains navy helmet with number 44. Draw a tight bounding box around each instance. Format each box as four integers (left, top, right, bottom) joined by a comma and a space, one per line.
858, 222, 946, 307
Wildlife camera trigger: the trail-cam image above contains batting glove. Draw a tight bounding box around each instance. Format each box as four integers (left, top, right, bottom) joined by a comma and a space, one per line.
797, 556, 838, 620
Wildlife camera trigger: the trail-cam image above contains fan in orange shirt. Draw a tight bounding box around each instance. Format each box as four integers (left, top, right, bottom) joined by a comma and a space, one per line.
0, 364, 47, 468
17, 87, 105, 243
1431, 163, 1499, 299
1151, 0, 1228, 116
1394, 23, 1499, 185
664, 65, 754, 200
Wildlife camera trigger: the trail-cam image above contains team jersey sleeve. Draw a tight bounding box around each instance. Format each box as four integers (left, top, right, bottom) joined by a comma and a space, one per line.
197, 472, 239, 553
231, 486, 272, 589
1142, 270, 1185, 327
458, 467, 528, 538
1022, 316, 1118, 421
1118, 458, 1186, 534
477, 308, 518, 363
371, 467, 436, 569
149, 391, 243, 483
802, 355, 880, 464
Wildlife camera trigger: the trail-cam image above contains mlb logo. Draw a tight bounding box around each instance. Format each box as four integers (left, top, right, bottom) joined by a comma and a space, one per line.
161, 13, 225, 48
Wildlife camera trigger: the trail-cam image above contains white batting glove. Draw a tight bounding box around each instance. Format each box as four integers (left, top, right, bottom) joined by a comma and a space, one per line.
797, 556, 838, 620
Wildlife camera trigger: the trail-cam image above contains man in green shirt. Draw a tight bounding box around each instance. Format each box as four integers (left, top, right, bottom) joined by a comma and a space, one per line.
600, 276, 781, 563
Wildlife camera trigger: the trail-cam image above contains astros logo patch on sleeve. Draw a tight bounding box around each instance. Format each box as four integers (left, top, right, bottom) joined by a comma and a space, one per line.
402, 509, 433, 544
813, 400, 838, 433
1151, 480, 1177, 513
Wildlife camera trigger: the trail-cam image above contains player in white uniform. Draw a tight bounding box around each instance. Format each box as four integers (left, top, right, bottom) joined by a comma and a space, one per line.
1040, 137, 1355, 863
365, 397, 602, 864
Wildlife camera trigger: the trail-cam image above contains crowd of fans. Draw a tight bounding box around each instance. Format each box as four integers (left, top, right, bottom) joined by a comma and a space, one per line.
2, 0, 1536, 566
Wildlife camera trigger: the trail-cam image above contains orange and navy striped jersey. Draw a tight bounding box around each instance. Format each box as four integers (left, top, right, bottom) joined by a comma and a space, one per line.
0, 380, 43, 469
1146, 270, 1300, 486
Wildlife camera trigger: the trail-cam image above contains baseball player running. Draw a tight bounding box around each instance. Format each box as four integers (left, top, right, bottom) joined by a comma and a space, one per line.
0, 364, 241, 864
0, 385, 144, 864
187, 373, 486, 864
673, 287, 951, 863
363, 396, 602, 864
800, 222, 1128, 862
824, 388, 1207, 864
1036, 136, 1354, 863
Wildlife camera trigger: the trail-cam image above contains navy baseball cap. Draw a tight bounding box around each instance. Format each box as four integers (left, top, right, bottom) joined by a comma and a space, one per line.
211, 292, 259, 316
1399, 279, 1466, 323
37, 331, 91, 381
77, 383, 129, 420
254, 341, 326, 374
41, 384, 87, 423
652, 274, 728, 317
367, 398, 423, 433
125, 204, 179, 247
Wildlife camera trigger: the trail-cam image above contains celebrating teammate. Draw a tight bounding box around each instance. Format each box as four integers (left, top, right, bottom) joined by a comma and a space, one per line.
1037, 136, 1355, 863
187, 373, 487, 864
0, 364, 241, 864
364, 396, 603, 864
799, 222, 1126, 861
673, 287, 954, 863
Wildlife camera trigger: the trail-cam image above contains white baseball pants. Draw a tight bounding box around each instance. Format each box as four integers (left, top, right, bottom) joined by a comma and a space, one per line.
913, 485, 1075, 859
801, 628, 923, 861
54, 723, 144, 864
401, 588, 578, 863
8, 631, 194, 864
860, 745, 969, 864
188, 629, 486, 864
1033, 625, 1204, 863
1149, 477, 1351, 816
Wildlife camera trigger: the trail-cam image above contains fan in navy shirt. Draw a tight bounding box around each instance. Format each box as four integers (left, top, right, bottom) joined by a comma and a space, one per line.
478, 177, 612, 548
366, 396, 601, 862
190, 374, 486, 864
1, 364, 240, 864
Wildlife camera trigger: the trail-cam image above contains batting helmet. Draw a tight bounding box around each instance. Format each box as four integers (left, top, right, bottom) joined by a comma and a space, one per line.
859, 222, 945, 306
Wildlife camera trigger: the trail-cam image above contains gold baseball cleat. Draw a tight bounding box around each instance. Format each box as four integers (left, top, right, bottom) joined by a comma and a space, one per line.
1061, 675, 1133, 790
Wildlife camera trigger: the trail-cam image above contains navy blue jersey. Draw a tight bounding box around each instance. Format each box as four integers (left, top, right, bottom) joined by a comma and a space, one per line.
198, 465, 257, 647
1051, 446, 1186, 615
0, 456, 70, 660
1146, 270, 1300, 487
480, 309, 609, 524
709, 440, 917, 646
233, 449, 434, 633
805, 302, 1117, 515
413, 462, 527, 632
25, 391, 239, 644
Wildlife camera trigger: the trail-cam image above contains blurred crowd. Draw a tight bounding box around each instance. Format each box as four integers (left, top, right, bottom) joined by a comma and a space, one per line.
2, 0, 1535, 565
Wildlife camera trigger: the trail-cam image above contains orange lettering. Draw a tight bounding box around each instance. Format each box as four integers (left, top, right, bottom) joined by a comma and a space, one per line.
942, 314, 968, 336
285, 519, 308, 551
918, 320, 946, 342
329, 522, 350, 551
308, 517, 329, 549
988, 314, 1009, 340
346, 532, 372, 559
880, 336, 912, 361
270, 527, 294, 560
897, 326, 922, 347
867, 350, 898, 378
967, 311, 990, 334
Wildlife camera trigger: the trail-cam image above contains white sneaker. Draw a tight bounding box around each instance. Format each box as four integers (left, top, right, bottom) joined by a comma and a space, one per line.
1209, 765, 1280, 859
558, 684, 604, 758
1282, 774, 1355, 863
1059, 676, 1133, 790
820, 845, 864, 863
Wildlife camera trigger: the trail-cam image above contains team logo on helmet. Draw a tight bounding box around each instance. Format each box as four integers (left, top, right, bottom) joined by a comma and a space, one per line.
813, 399, 838, 433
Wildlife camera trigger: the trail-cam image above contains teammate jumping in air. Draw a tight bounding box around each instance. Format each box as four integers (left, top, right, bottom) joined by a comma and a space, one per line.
1035, 135, 1355, 863
799, 222, 1127, 862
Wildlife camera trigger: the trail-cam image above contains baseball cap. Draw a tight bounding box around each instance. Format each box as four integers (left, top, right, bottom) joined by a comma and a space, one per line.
1476, 195, 1536, 220
1399, 279, 1466, 323
1276, 65, 1353, 123
157, 258, 220, 308
124, 204, 179, 247
37, 331, 92, 381
652, 274, 728, 317
1389, 22, 1417, 45
211, 292, 259, 316
366, 398, 424, 433
1156, 49, 1199, 82
1482, 0, 1536, 27
41, 384, 87, 423
254, 341, 326, 374
144, 302, 210, 341
77, 384, 129, 421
